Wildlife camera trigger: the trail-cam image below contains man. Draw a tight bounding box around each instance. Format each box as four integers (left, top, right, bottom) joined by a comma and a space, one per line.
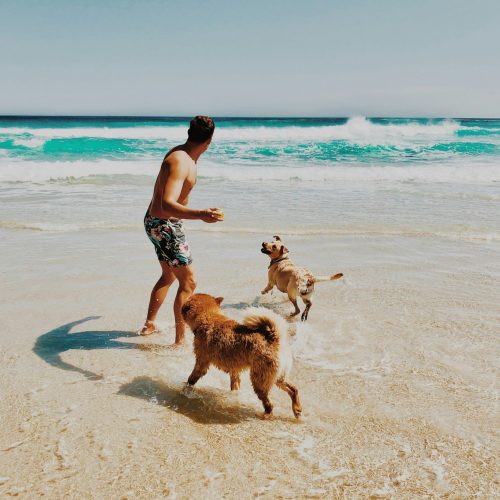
139, 116, 221, 344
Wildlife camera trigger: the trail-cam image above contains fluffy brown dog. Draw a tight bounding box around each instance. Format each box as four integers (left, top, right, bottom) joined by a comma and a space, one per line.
261, 235, 343, 321
181, 293, 301, 419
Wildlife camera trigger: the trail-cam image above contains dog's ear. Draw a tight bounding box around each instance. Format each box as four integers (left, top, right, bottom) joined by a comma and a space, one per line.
215, 296, 224, 305
279, 245, 289, 255
273, 235, 281, 241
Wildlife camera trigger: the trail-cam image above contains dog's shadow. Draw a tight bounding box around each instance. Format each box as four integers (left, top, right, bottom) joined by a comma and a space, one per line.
222, 294, 290, 313
222, 295, 299, 327
118, 376, 257, 425
221, 296, 261, 311
34, 318, 297, 424
33, 316, 167, 380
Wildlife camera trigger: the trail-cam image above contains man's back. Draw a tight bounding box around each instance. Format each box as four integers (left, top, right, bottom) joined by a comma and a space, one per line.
148, 148, 197, 219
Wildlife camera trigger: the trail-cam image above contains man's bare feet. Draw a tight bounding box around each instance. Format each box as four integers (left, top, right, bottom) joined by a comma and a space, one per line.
138, 320, 158, 336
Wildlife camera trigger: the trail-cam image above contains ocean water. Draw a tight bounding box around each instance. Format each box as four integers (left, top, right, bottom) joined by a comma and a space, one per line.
0, 116, 499, 239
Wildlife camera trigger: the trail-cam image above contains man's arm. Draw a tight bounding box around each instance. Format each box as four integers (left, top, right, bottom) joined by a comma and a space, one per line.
161, 156, 218, 222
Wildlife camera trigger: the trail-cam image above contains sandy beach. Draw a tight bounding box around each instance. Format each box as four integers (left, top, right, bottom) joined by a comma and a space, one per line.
1, 225, 499, 498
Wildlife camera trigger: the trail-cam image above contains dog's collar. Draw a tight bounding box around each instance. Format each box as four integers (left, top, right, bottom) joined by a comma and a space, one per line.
269, 255, 289, 268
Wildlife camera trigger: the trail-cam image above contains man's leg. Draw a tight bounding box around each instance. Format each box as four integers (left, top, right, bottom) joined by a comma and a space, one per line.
171, 265, 197, 345
139, 261, 176, 336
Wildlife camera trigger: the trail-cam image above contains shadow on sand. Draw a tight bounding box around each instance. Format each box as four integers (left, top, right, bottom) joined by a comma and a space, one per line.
222, 294, 291, 313
222, 296, 298, 327
33, 316, 166, 380
221, 296, 262, 311
118, 376, 257, 424
34, 318, 297, 424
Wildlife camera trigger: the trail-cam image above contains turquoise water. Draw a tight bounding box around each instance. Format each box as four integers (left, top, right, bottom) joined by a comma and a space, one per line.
1, 116, 499, 167
0, 116, 498, 241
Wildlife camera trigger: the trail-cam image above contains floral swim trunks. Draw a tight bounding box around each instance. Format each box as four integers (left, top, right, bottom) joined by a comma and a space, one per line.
144, 212, 192, 267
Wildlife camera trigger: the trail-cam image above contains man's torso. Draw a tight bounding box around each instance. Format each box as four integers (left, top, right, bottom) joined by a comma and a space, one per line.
149, 146, 197, 218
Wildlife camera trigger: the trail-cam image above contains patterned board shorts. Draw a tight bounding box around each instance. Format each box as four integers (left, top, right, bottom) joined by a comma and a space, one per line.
144, 212, 192, 267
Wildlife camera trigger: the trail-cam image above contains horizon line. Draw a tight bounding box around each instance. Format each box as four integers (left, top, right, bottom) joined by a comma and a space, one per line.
0, 115, 499, 120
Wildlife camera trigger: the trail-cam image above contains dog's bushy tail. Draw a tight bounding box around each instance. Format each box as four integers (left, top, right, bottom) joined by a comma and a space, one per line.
240, 307, 292, 378
313, 272, 343, 283
241, 315, 279, 343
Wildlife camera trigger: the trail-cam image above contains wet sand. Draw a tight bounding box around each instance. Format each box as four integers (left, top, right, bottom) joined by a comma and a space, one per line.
0, 228, 498, 498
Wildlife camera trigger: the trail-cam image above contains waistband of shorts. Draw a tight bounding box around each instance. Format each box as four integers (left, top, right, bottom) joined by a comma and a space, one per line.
145, 211, 182, 224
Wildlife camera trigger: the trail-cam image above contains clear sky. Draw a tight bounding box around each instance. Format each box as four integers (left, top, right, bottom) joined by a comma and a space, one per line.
1, 0, 499, 117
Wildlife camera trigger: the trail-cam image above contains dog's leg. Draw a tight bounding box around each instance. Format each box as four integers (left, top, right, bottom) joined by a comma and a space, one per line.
250, 367, 274, 418
230, 372, 241, 391
261, 282, 273, 295
187, 359, 209, 386
276, 378, 302, 418
290, 298, 301, 317
301, 299, 312, 321
255, 389, 273, 418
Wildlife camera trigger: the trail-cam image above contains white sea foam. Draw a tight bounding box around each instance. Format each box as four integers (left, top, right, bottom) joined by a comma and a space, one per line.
12, 137, 47, 148
1, 219, 497, 241
0, 159, 158, 183
0, 157, 498, 184
0, 125, 186, 143
0, 117, 461, 145
200, 161, 499, 183
213, 117, 460, 145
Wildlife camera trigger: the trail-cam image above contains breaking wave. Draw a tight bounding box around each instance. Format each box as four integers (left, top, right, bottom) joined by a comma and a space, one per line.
0, 117, 467, 144
0, 116, 498, 185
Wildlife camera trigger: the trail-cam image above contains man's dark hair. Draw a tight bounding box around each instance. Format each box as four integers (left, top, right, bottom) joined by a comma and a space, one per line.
188, 115, 215, 143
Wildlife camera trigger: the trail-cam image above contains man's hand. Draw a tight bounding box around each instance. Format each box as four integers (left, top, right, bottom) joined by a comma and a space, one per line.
200, 208, 222, 223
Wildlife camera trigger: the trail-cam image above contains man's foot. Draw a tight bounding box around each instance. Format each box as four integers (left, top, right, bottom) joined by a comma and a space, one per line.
138, 320, 158, 336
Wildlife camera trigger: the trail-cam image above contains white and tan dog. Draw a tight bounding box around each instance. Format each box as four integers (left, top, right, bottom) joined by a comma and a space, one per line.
260, 236, 343, 321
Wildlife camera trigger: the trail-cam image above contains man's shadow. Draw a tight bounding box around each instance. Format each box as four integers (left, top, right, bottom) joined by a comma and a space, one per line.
33, 316, 165, 380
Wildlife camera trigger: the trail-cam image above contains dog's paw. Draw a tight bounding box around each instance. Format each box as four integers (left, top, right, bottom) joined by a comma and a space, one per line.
257, 412, 274, 420
182, 384, 201, 399
261, 289, 269, 295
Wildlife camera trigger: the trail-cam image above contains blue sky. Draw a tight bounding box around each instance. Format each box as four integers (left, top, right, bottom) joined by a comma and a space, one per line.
1, 0, 499, 116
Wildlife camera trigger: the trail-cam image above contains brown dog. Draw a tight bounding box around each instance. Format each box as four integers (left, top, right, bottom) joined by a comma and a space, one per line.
261, 235, 343, 321
181, 293, 301, 419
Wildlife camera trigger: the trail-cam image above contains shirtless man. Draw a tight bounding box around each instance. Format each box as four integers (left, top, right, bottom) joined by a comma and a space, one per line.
139, 116, 221, 343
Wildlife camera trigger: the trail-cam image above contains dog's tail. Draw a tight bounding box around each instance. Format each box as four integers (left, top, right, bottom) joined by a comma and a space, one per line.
312, 272, 343, 283
240, 308, 292, 378
241, 314, 279, 343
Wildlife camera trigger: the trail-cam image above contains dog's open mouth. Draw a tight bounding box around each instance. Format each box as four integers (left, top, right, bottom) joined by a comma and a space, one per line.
261, 247, 271, 254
